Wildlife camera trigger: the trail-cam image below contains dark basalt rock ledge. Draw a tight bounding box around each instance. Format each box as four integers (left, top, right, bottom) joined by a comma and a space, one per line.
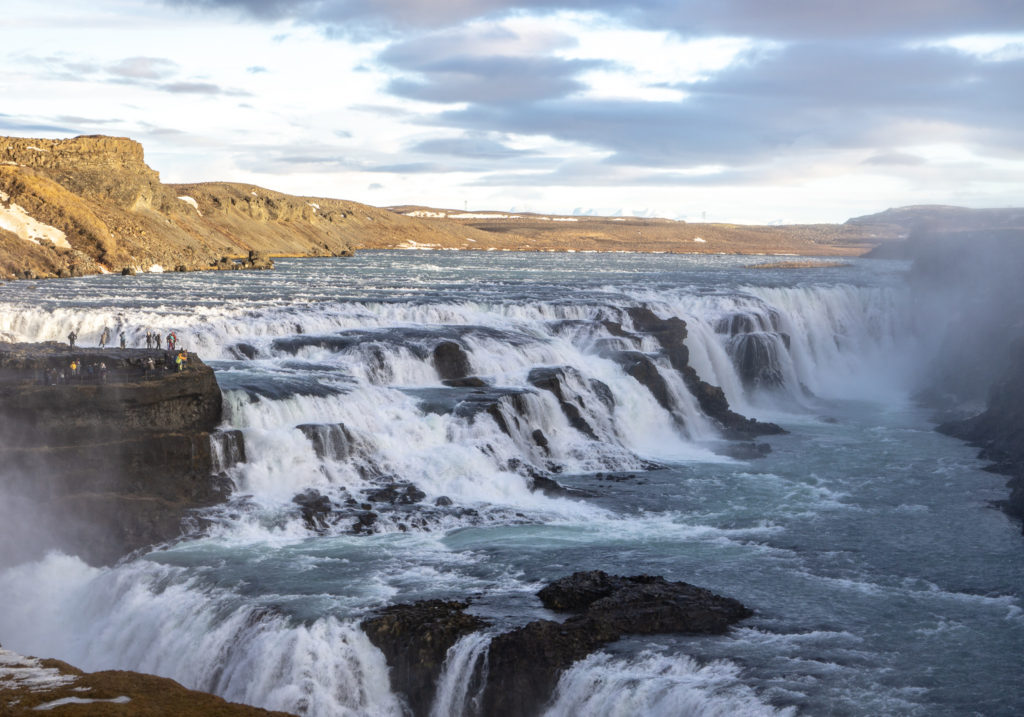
362, 570, 752, 717
0, 341, 228, 566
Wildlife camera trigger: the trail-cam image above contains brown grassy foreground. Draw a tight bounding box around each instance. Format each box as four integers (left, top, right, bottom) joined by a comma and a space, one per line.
0, 650, 295, 716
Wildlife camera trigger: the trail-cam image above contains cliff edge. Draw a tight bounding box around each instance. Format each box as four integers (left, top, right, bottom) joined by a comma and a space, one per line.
0, 135, 498, 280
0, 342, 228, 565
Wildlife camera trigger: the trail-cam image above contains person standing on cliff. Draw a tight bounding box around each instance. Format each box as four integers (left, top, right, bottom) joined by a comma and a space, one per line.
68, 330, 77, 350
99, 327, 110, 348
145, 330, 153, 349
120, 331, 126, 349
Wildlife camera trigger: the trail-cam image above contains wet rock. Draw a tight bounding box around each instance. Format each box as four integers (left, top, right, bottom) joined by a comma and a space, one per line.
292, 489, 333, 533
527, 366, 599, 439
432, 340, 472, 380
531, 428, 549, 451
212, 429, 247, 468
230, 342, 258, 360
682, 368, 786, 438
480, 571, 752, 717
529, 474, 570, 496
0, 341, 225, 565
589, 378, 615, 410
602, 350, 673, 413
627, 306, 690, 371
938, 336, 1024, 526
728, 332, 786, 388
361, 600, 489, 717
442, 376, 488, 387
434, 495, 453, 507
365, 482, 426, 505
351, 511, 378, 534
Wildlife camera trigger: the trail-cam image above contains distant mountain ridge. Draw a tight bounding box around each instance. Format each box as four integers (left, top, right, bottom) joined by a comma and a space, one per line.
846, 205, 1024, 233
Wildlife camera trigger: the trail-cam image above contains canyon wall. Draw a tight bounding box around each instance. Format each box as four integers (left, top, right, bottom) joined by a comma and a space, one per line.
0, 342, 227, 565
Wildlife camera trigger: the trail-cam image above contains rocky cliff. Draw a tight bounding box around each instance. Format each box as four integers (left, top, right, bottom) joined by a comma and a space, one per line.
0, 342, 228, 565
0, 135, 499, 280
938, 337, 1024, 527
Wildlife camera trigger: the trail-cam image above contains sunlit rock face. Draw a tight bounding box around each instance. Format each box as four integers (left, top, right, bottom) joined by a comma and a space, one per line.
0, 341, 227, 566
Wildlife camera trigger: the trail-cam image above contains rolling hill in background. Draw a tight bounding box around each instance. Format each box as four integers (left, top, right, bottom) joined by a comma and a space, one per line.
2, 135, 1019, 280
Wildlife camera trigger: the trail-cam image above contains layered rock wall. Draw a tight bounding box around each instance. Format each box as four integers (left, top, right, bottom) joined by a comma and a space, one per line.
0, 342, 228, 565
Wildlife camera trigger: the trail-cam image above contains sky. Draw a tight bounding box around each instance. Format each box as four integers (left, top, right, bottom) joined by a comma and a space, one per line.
2, 1, 1023, 224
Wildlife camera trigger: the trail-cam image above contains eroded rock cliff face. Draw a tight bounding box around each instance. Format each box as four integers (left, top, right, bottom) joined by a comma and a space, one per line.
938, 337, 1024, 527
0, 342, 228, 565
0, 135, 498, 280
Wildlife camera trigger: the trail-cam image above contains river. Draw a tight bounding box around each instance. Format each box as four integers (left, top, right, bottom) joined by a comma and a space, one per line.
0, 251, 1020, 716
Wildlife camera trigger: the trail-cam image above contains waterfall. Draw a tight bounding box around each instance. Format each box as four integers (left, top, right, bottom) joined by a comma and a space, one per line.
0, 254, 934, 717
430, 632, 492, 717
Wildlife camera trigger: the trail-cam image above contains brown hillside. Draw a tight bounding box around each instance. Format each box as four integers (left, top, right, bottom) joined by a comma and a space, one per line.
387, 206, 900, 255
0, 135, 500, 280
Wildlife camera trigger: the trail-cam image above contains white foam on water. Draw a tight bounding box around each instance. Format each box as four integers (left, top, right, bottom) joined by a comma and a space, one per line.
545, 650, 797, 717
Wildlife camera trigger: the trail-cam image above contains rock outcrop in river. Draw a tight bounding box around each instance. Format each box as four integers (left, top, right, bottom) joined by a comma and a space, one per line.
363, 570, 752, 717
0, 341, 227, 565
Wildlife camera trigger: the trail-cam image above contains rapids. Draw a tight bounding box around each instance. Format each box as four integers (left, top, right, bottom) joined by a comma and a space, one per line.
0, 251, 1020, 716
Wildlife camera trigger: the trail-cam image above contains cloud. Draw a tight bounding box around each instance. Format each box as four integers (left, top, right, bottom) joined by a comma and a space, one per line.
409, 135, 534, 159
863, 152, 927, 166
428, 41, 1024, 172
380, 26, 602, 105
107, 56, 178, 80
159, 81, 249, 95
0, 114, 78, 135
247, 65, 269, 73
165, 0, 1023, 39
56, 115, 123, 126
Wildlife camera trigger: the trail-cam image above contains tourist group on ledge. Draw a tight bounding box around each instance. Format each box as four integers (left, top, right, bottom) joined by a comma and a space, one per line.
53, 326, 192, 385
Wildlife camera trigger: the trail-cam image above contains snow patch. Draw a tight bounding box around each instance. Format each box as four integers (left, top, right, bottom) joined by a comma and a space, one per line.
406, 210, 446, 218
693, 236, 707, 243
0, 191, 72, 249
177, 196, 201, 216
307, 202, 320, 212
398, 240, 440, 250
34, 695, 131, 710
148, 264, 164, 273
25, 146, 48, 153
0, 648, 76, 692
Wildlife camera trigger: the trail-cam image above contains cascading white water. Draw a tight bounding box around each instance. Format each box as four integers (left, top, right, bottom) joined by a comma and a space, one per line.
544, 651, 797, 717
430, 632, 492, 717
2, 253, 976, 717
